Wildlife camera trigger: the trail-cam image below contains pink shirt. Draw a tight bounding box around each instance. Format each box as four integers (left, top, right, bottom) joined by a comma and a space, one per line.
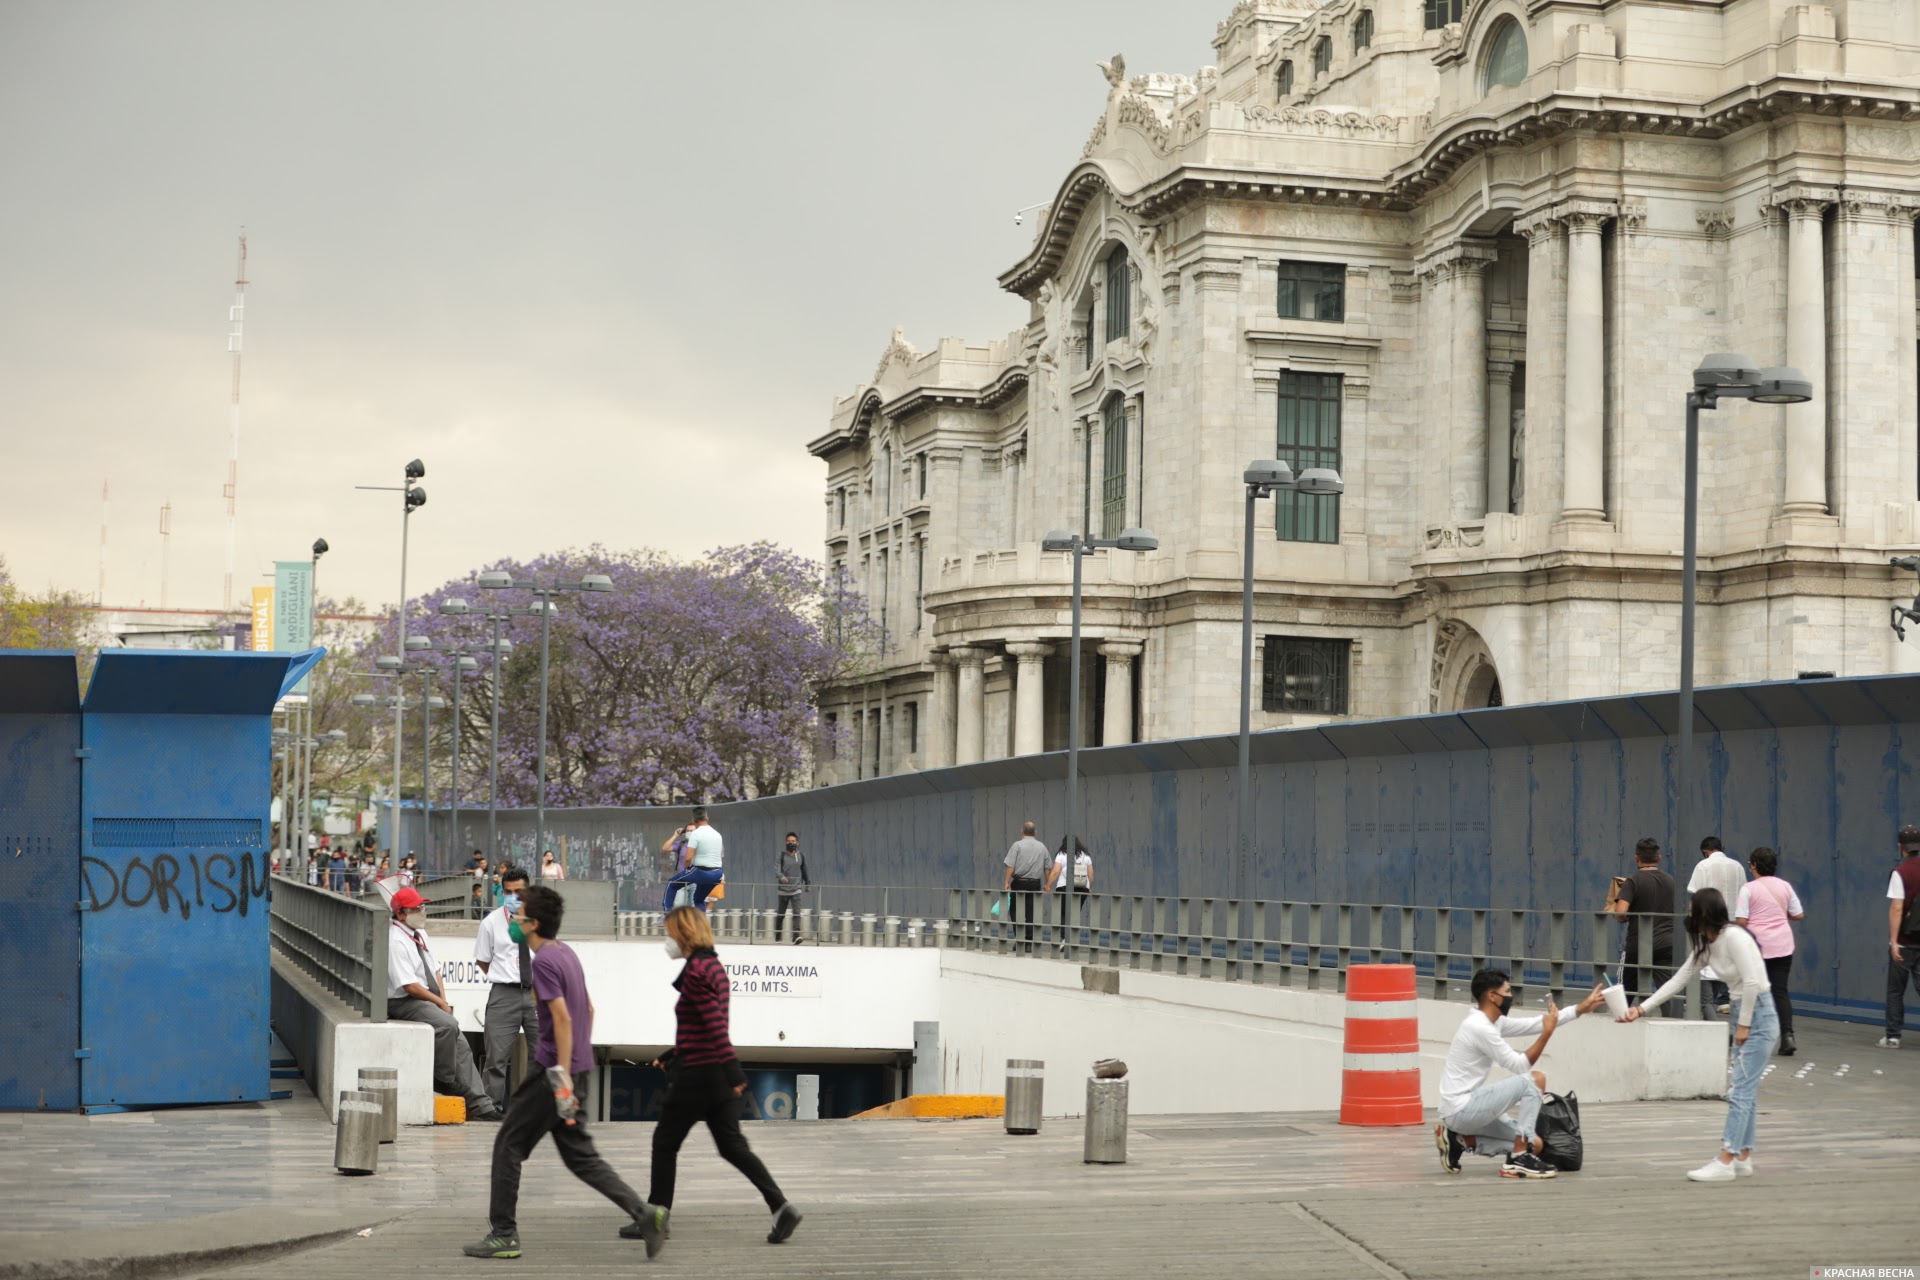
1733, 876, 1803, 959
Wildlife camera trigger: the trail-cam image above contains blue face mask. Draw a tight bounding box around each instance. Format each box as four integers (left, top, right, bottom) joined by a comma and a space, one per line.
502, 893, 522, 913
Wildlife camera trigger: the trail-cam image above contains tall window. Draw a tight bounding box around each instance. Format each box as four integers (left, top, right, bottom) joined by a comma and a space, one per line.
1311, 36, 1332, 76
869, 709, 882, 776
1275, 371, 1342, 543
905, 701, 919, 755
912, 538, 925, 632
1101, 395, 1129, 539
1262, 636, 1351, 714
1275, 59, 1294, 96
1425, 0, 1464, 29
879, 444, 893, 515
1481, 18, 1527, 91
916, 452, 928, 499
1104, 246, 1130, 344
878, 551, 890, 643
836, 487, 846, 528
1276, 260, 1346, 322
823, 711, 838, 760
1353, 9, 1373, 52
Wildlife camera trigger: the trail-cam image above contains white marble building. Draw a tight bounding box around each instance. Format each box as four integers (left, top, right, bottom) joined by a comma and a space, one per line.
808, 0, 1920, 783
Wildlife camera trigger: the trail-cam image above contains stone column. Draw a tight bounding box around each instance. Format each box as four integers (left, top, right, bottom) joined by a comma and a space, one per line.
926, 652, 956, 770
1098, 642, 1142, 746
1783, 195, 1831, 514
1487, 360, 1515, 515
1006, 643, 1052, 756
1560, 205, 1611, 522
1450, 243, 1496, 522
951, 646, 987, 765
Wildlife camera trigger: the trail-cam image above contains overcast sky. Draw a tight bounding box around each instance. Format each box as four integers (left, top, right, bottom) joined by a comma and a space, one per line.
0, 1, 1214, 612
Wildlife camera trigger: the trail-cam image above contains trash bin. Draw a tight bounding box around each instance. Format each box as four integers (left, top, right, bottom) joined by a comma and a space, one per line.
1004, 1058, 1044, 1135
335, 1089, 383, 1174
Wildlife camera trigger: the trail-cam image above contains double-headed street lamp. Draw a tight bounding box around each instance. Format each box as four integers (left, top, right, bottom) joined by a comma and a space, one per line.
352, 681, 446, 864
1039, 526, 1158, 930
1673, 356, 1811, 962
412, 629, 507, 860
439, 596, 520, 863
1236, 460, 1344, 902
477, 569, 614, 863
355, 459, 427, 857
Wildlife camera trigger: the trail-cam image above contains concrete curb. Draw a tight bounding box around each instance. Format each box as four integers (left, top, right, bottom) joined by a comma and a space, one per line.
0, 1209, 409, 1280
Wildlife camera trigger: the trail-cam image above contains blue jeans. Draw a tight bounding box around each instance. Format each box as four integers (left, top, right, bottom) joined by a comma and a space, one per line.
662, 866, 723, 912
1442, 1073, 1542, 1157
1722, 992, 1779, 1156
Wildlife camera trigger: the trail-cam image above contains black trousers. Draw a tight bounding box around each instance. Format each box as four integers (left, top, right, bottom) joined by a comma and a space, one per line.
1888, 943, 1920, 1037
773, 894, 801, 940
1622, 949, 1675, 1016
489, 1073, 644, 1235
1764, 953, 1795, 1038
1009, 878, 1042, 948
650, 1063, 786, 1212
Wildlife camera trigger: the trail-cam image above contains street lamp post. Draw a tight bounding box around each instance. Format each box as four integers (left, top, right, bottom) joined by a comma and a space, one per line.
1673, 356, 1812, 1008
478, 570, 613, 865
353, 683, 446, 864
356, 460, 426, 859
1039, 526, 1158, 946
1236, 461, 1345, 902
438, 597, 516, 862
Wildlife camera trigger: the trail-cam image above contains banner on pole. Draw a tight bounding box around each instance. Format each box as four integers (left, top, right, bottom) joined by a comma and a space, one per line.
273, 561, 315, 691
250, 587, 274, 651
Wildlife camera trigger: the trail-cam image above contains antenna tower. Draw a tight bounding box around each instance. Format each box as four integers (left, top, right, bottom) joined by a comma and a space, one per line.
222, 234, 248, 611
158, 501, 173, 607
97, 479, 109, 605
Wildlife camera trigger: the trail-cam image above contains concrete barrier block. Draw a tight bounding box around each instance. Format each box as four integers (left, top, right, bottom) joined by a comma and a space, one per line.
1081, 966, 1121, 994
333, 1020, 435, 1126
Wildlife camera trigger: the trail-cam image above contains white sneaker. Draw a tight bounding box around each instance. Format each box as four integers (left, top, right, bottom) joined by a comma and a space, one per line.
1687, 1158, 1738, 1183
1732, 1157, 1754, 1178
1878, 1035, 1901, 1049
1715, 1004, 1732, 1015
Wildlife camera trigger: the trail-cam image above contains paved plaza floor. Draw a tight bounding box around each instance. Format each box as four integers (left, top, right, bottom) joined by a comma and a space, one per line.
4, 1017, 1917, 1280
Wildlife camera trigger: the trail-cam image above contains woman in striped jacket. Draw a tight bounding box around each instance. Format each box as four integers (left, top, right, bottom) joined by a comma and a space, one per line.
646, 905, 802, 1245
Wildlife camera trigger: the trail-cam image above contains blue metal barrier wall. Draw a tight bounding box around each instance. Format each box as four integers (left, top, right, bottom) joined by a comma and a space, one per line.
0, 654, 83, 1110
75, 651, 304, 1109
411, 674, 1920, 1023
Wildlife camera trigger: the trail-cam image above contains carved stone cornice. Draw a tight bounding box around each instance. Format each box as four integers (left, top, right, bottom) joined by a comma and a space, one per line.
1837, 188, 1920, 225
1554, 197, 1618, 232
1190, 257, 1243, 291
1514, 208, 1560, 245
1416, 238, 1498, 283
1760, 183, 1839, 223
1695, 206, 1735, 238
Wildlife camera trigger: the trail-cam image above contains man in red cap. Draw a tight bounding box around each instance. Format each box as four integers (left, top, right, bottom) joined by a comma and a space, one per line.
388, 886, 501, 1120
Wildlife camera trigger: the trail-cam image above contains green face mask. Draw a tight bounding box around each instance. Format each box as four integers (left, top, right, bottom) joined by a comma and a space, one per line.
508, 920, 527, 945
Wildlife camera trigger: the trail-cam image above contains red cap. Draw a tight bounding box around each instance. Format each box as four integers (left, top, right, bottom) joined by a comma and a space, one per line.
391, 887, 425, 910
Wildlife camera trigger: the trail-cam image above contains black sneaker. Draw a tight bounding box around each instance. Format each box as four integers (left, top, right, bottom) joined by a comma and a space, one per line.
768, 1203, 802, 1244
461, 1232, 522, 1259
618, 1206, 668, 1259
1435, 1123, 1464, 1174
1500, 1151, 1557, 1179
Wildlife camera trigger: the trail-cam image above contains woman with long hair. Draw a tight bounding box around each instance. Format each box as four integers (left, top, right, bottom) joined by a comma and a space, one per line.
1617, 886, 1776, 1181
641, 906, 801, 1245
1733, 846, 1805, 1056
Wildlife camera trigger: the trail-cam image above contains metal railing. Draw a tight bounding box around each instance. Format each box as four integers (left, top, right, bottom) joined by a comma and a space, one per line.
619, 883, 1703, 1016
270, 874, 391, 1020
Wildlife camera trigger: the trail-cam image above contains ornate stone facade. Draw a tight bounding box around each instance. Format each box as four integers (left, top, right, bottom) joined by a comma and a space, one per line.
809, 0, 1920, 782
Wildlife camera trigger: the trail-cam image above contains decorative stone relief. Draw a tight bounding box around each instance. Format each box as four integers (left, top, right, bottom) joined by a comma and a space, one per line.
1424, 524, 1487, 550
1239, 105, 1406, 138
1695, 207, 1735, 238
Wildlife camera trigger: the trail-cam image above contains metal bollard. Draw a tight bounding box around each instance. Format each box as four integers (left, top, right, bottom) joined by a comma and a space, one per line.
860, 913, 878, 946
884, 915, 901, 947
335, 1089, 383, 1175
1083, 1077, 1129, 1164
1004, 1059, 1044, 1135
358, 1067, 399, 1143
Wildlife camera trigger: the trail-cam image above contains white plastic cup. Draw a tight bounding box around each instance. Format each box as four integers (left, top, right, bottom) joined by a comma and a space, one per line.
1601, 983, 1629, 1018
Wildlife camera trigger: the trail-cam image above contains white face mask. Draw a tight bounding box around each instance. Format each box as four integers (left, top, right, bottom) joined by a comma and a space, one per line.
404, 910, 426, 930
663, 938, 684, 959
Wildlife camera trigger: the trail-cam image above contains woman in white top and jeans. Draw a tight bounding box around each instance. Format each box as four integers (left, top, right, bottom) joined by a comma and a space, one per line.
1618, 886, 1775, 1182
1733, 846, 1804, 1057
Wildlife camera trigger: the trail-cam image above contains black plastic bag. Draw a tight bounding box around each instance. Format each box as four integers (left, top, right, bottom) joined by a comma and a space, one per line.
1537, 1090, 1583, 1172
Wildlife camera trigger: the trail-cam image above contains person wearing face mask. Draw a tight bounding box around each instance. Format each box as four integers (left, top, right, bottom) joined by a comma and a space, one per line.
1434, 969, 1605, 1178
773, 832, 809, 944
476, 867, 541, 1110
387, 887, 501, 1121
643, 906, 801, 1247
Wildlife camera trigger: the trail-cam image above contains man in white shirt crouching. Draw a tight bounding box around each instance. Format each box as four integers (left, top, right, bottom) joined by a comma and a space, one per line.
1434, 969, 1604, 1179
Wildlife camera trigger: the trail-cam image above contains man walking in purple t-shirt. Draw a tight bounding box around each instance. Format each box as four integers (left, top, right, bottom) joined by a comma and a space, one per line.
464, 885, 666, 1260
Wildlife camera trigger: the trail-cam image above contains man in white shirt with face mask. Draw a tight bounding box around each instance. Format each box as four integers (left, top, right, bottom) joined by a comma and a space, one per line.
475, 866, 540, 1110
388, 886, 500, 1120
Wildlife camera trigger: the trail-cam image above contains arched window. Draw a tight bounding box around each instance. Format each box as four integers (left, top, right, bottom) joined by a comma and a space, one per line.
879, 443, 893, 515
1101, 394, 1129, 538
1352, 9, 1374, 53
1481, 18, 1528, 91
1275, 59, 1294, 96
1424, 0, 1464, 29
1104, 245, 1130, 344
1311, 35, 1332, 76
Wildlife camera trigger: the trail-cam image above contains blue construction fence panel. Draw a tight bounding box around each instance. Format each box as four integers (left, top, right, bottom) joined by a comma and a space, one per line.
0, 653, 83, 1110
407, 673, 1920, 1024
72, 649, 314, 1110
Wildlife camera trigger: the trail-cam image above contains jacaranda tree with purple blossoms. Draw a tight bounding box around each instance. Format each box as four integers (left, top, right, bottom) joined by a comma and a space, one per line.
360, 543, 876, 807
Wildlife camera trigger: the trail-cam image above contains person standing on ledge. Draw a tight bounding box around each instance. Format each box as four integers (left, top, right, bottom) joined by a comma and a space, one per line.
386, 887, 500, 1121
464, 885, 666, 1261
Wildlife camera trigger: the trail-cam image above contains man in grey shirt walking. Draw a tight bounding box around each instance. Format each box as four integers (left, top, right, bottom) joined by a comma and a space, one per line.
1004, 821, 1049, 952
774, 831, 809, 944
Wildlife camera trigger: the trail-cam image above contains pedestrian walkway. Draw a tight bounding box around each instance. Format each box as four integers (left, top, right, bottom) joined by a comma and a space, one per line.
2, 1019, 1915, 1279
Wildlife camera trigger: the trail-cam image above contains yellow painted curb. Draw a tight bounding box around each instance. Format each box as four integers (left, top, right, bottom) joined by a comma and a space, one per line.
433, 1095, 468, 1124
851, 1094, 1005, 1120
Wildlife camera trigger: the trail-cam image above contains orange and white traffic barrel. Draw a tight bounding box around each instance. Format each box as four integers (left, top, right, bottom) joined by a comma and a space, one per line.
1339, 963, 1423, 1126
